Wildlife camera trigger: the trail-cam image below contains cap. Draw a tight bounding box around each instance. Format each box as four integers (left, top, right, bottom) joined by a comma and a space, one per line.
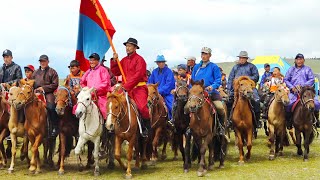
295, 53, 304, 59
68, 60, 80, 68
177, 64, 187, 71
24, 65, 35, 72
264, 63, 270, 68
2, 49, 12, 57
155, 55, 166, 62
89, 53, 100, 61
185, 56, 196, 61
201, 47, 212, 54
39, 54, 49, 61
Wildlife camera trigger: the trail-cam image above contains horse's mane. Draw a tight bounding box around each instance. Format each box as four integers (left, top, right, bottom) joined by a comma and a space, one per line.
81, 87, 91, 92
300, 86, 315, 96
107, 92, 125, 102
176, 79, 187, 86
233, 76, 255, 97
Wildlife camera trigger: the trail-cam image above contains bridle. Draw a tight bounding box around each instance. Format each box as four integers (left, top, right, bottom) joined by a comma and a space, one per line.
18, 84, 36, 107
299, 90, 315, 109
55, 87, 72, 110
175, 84, 189, 101
188, 91, 206, 114
147, 87, 167, 127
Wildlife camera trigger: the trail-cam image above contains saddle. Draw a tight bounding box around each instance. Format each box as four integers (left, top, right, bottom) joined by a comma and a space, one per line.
291, 99, 300, 113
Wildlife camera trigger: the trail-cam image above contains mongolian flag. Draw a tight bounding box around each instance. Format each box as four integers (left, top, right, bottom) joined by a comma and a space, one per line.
75, 0, 116, 71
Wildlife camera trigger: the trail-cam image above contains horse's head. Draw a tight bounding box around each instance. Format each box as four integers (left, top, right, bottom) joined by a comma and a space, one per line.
185, 79, 205, 113
13, 79, 35, 110
8, 86, 21, 107
274, 83, 290, 106
147, 83, 160, 109
234, 76, 255, 100
75, 87, 94, 119
175, 80, 189, 101
106, 92, 126, 131
218, 86, 229, 101
55, 87, 71, 116
300, 86, 315, 112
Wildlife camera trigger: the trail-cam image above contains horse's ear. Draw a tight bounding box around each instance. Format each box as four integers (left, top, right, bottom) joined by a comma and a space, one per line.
250, 80, 256, 89
190, 79, 195, 86
89, 87, 95, 93
107, 92, 110, 97
155, 82, 159, 88
200, 79, 204, 87
27, 80, 35, 88
233, 78, 239, 90
19, 79, 26, 86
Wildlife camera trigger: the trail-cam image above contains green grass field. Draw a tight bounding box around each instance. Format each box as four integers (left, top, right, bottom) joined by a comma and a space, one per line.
1, 130, 320, 180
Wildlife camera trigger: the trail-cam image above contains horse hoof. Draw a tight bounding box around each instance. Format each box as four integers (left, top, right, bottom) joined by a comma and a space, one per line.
8, 169, 14, 174
29, 170, 36, 175
197, 171, 205, 177
297, 150, 303, 156
0, 164, 4, 169
219, 165, 225, 169
172, 157, 178, 161
184, 169, 189, 173
238, 161, 244, 166
58, 171, 64, 175
141, 164, 148, 170
107, 162, 115, 170
245, 153, 251, 160
78, 165, 84, 172
35, 170, 42, 175
94, 171, 100, 176
149, 160, 156, 166
303, 158, 308, 162
125, 174, 133, 179
161, 154, 167, 160
132, 167, 140, 172
269, 155, 275, 160
208, 165, 214, 171
85, 164, 91, 169
278, 152, 283, 156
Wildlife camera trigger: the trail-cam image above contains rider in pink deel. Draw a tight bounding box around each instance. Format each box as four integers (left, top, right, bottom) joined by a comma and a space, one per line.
80, 53, 111, 119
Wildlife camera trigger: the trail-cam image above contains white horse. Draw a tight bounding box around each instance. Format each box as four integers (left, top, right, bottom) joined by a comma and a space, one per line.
74, 87, 103, 176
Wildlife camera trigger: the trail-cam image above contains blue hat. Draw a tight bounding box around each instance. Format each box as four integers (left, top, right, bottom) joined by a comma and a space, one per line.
177, 64, 187, 71
155, 55, 166, 62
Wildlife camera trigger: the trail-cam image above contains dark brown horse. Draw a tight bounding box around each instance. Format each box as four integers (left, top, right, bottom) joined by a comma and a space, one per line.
292, 86, 316, 161
55, 86, 94, 175
184, 79, 215, 177
232, 76, 255, 165
106, 89, 142, 179
13, 79, 47, 174
0, 85, 10, 169
171, 80, 191, 172
147, 83, 169, 163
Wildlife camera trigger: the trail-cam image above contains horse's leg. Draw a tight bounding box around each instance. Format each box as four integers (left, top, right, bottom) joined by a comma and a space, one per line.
289, 128, 296, 144
303, 131, 311, 161
58, 133, 66, 175
245, 128, 253, 161
184, 130, 191, 172
74, 136, 87, 171
8, 133, 17, 173
48, 137, 56, 167
197, 137, 208, 177
178, 133, 185, 162
107, 131, 115, 169
161, 130, 168, 160
125, 137, 135, 179
134, 138, 140, 169
35, 135, 43, 174
115, 136, 126, 170
278, 129, 285, 156
268, 124, 275, 160
152, 127, 161, 163
0, 130, 7, 169
30, 134, 42, 174
93, 137, 100, 176
235, 129, 244, 165
86, 141, 94, 168
208, 138, 214, 171
295, 129, 302, 156
20, 135, 28, 161
42, 137, 48, 165
172, 133, 179, 161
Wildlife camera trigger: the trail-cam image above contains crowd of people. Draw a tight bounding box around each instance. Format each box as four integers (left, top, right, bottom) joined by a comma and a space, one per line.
1, 37, 320, 143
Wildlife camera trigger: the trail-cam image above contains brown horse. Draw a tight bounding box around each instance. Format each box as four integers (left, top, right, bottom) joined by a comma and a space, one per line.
292, 86, 316, 161
232, 76, 255, 165
7, 86, 30, 173
13, 79, 47, 174
267, 83, 290, 160
171, 80, 191, 171
184, 79, 215, 177
147, 83, 168, 163
0, 86, 10, 169
106, 90, 142, 179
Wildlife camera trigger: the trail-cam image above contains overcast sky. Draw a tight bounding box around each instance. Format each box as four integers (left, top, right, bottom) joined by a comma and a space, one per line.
0, 0, 319, 78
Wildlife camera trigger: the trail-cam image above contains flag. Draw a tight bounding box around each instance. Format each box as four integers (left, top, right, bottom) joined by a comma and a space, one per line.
75, 0, 116, 71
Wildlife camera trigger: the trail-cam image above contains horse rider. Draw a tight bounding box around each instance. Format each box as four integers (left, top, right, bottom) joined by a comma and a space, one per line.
148, 55, 175, 127
220, 67, 227, 89
284, 53, 320, 128
33, 54, 59, 138
191, 47, 226, 135
227, 51, 261, 134
186, 56, 196, 75
176, 64, 191, 85
110, 37, 150, 137
260, 63, 272, 89
101, 56, 117, 86
24, 65, 35, 82
0, 49, 23, 157
67, 60, 84, 95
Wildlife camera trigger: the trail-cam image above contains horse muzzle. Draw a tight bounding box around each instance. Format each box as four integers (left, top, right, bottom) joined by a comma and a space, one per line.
55, 107, 65, 116
75, 111, 83, 119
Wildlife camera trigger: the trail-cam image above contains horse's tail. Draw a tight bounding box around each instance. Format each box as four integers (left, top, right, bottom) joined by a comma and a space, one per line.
309, 128, 316, 145
65, 135, 73, 156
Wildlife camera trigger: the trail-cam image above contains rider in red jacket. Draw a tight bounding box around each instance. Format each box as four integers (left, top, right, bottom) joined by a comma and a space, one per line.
110, 38, 150, 137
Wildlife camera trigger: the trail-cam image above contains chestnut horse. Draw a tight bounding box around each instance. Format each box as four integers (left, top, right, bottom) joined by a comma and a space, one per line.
184, 79, 215, 177
0, 85, 10, 169
13, 79, 47, 174
231, 76, 255, 165
267, 83, 290, 160
7, 86, 30, 173
293, 86, 316, 161
147, 83, 169, 163
106, 89, 143, 179
55, 86, 94, 175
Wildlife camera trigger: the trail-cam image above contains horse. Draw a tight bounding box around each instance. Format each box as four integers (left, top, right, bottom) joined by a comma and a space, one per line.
55, 86, 94, 175
0, 85, 10, 169
106, 89, 142, 179
74, 87, 103, 176
267, 83, 290, 160
12, 79, 47, 174
184, 79, 215, 177
292, 86, 316, 161
171, 80, 191, 171
147, 83, 169, 163
231, 76, 256, 165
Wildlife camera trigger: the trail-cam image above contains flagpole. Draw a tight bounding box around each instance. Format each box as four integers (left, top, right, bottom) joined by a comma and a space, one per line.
92, 0, 127, 83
